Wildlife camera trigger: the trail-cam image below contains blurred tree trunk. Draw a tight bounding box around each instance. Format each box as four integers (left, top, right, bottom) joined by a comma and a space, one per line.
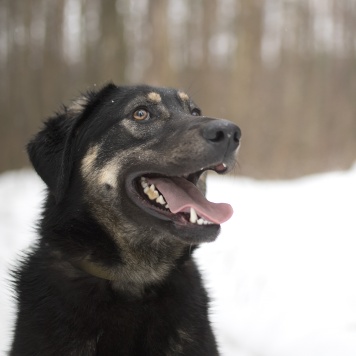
230, 0, 264, 173
145, 0, 173, 85
198, 0, 218, 115
96, 1, 126, 84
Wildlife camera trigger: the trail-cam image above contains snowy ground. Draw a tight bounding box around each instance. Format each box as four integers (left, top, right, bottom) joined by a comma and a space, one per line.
0, 166, 355, 355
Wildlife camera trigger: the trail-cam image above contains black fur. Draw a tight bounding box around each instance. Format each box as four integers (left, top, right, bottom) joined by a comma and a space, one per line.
11, 84, 241, 355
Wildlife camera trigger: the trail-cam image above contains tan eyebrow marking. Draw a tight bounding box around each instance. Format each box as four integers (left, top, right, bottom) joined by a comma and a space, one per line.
178, 91, 189, 101
147, 92, 162, 103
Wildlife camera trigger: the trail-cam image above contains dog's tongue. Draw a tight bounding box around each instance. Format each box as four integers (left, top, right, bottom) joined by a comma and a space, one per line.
147, 177, 233, 224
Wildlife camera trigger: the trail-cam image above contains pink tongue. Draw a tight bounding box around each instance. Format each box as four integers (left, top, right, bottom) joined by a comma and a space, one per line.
147, 177, 233, 224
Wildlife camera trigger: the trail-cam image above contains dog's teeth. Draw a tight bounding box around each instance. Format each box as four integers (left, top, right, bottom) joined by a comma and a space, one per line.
149, 184, 155, 192
148, 191, 159, 200
141, 181, 148, 188
198, 217, 214, 225
143, 185, 159, 200
156, 195, 166, 205
165, 204, 169, 209
190, 207, 198, 224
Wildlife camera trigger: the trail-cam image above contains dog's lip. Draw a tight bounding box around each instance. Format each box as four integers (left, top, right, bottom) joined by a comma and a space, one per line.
126, 163, 228, 185
125, 164, 229, 228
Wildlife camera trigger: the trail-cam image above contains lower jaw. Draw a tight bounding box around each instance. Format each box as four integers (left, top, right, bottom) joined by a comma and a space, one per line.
125, 196, 221, 243
139, 204, 221, 243
134, 196, 219, 228
170, 222, 221, 244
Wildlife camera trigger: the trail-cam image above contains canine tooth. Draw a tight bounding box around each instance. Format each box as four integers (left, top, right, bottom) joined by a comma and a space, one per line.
156, 195, 166, 205
149, 184, 155, 192
197, 218, 204, 225
190, 207, 198, 224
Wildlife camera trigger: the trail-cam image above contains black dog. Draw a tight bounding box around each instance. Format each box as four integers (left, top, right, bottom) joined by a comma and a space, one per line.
11, 84, 240, 355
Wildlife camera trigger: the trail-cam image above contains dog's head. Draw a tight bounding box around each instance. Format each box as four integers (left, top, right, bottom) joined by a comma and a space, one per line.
28, 84, 241, 246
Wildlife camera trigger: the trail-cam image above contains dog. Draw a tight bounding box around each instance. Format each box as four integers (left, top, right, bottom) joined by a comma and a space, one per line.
10, 84, 241, 355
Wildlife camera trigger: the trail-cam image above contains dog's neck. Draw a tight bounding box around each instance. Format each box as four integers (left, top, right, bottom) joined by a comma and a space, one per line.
73, 259, 117, 281
70, 242, 194, 297
45, 200, 194, 294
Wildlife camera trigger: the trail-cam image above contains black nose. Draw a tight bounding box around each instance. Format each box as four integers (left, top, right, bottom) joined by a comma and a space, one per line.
202, 119, 241, 153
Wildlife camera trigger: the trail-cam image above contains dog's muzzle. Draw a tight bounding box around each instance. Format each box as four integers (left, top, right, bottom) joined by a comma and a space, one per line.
125, 117, 241, 241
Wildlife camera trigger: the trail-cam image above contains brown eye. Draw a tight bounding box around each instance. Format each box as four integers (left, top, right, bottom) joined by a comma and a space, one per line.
133, 109, 150, 121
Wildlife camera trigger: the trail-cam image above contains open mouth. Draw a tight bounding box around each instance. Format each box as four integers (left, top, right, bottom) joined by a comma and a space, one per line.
127, 164, 233, 228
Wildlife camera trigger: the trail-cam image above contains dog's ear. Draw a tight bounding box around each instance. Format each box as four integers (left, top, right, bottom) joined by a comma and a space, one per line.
27, 95, 90, 202
28, 83, 117, 202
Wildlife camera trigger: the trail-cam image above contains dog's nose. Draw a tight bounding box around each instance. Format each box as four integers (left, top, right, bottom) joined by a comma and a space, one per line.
202, 119, 241, 153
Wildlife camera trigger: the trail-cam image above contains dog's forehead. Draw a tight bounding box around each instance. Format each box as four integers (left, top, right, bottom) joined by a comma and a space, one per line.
122, 86, 192, 106
109, 86, 196, 117
154, 88, 192, 105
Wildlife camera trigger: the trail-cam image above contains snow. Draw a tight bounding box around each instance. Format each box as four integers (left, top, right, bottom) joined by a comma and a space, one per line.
1, 166, 356, 355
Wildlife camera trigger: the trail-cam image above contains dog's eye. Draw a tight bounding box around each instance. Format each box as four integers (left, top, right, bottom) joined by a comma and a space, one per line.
191, 108, 201, 117
133, 109, 150, 121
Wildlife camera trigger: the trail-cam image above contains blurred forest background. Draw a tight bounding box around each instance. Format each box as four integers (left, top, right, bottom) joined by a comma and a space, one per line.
0, 0, 355, 179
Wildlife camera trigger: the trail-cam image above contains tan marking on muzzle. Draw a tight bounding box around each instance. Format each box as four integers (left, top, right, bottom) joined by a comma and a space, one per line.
97, 159, 119, 189
147, 92, 162, 103
82, 146, 119, 189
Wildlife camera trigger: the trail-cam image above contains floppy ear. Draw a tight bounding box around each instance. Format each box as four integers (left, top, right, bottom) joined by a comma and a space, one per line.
27, 96, 90, 202
28, 83, 118, 202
